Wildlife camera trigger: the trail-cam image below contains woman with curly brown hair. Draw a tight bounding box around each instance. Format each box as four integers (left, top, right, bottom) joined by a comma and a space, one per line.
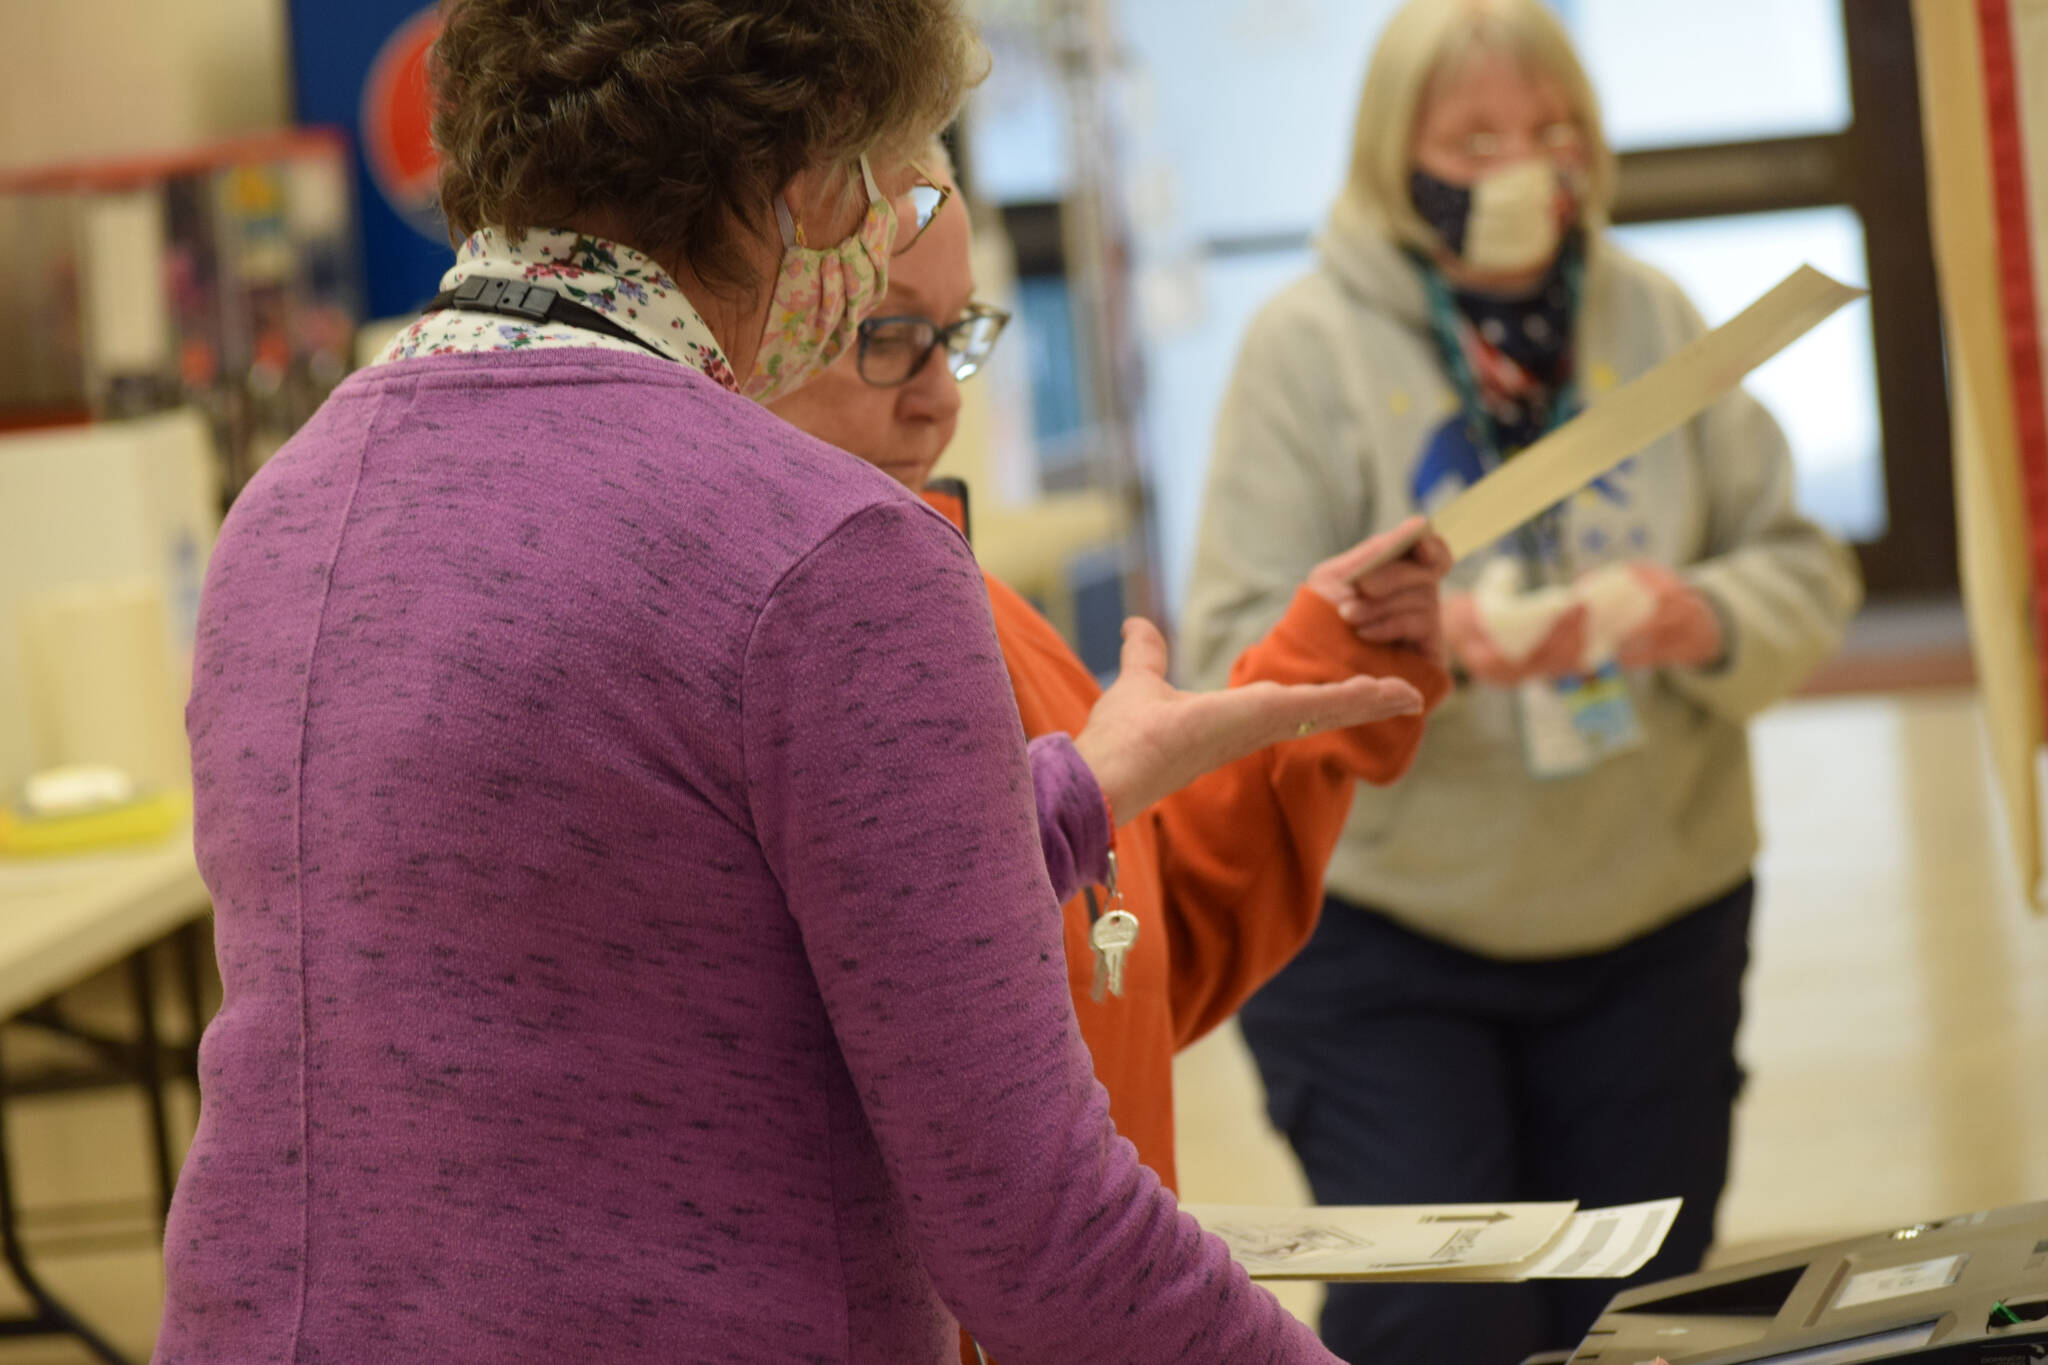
152, 2, 1356, 1362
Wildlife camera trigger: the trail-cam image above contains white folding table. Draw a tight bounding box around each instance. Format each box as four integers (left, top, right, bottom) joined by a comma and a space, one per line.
0, 830, 211, 1364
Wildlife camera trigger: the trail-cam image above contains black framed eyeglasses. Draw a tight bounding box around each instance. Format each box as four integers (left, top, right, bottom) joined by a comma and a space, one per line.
855, 302, 1012, 387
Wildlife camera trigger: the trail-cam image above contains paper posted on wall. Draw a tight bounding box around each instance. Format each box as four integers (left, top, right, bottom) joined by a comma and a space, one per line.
1185, 1197, 1682, 1284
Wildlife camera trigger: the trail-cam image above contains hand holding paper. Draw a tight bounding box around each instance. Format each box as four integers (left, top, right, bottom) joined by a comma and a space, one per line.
1449, 559, 1682, 683
1445, 585, 1588, 685
1614, 563, 1724, 671
1309, 516, 1453, 662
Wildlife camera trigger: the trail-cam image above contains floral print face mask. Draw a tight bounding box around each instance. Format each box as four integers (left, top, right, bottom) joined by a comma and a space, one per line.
741, 155, 900, 404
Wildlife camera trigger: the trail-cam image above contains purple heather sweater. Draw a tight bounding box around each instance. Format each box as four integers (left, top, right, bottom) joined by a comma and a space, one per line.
156, 349, 1333, 1364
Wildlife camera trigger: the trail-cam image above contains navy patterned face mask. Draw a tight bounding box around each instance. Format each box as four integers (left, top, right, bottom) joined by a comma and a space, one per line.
1411, 167, 1480, 258
1410, 161, 1570, 275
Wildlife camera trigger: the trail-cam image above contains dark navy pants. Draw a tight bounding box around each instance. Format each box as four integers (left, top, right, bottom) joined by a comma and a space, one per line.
1238, 880, 1754, 1365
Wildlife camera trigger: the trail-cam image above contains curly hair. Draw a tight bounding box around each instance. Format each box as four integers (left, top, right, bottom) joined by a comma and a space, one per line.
431, 0, 985, 292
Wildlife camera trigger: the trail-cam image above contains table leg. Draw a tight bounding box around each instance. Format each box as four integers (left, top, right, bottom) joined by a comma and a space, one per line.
124, 951, 176, 1226
0, 1031, 138, 1365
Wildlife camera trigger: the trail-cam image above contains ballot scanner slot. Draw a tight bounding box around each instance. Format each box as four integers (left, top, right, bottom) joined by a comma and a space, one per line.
1625, 1265, 1809, 1319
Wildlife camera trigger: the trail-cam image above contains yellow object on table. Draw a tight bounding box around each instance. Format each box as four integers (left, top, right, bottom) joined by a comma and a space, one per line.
0, 788, 193, 857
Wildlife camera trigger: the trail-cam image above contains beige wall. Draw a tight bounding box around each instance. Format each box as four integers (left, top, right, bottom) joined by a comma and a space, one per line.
0, 0, 290, 173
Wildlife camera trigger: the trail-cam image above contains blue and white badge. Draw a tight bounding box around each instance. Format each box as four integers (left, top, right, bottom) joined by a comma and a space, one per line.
1517, 663, 1643, 779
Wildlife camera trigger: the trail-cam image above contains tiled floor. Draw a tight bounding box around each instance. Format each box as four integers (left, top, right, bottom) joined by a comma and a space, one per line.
5, 688, 2046, 1359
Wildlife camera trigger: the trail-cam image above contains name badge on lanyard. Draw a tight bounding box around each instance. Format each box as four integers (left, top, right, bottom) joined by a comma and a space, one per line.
1518, 663, 1644, 779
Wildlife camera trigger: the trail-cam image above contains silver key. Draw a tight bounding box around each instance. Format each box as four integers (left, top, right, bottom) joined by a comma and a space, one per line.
1090, 909, 1140, 1000
1088, 849, 1141, 1002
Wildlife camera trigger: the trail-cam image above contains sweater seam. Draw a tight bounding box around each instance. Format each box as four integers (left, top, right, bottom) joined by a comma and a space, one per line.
346, 346, 716, 396
283, 381, 388, 1361
733, 497, 963, 1360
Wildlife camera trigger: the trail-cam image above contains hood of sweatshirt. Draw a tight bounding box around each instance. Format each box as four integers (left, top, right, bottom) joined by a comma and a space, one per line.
1316, 194, 1434, 335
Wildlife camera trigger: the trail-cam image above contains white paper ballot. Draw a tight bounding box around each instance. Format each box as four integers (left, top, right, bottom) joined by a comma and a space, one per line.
1350, 265, 1865, 580
1182, 1201, 1576, 1280
1401, 1199, 1685, 1284
1191, 1199, 1682, 1284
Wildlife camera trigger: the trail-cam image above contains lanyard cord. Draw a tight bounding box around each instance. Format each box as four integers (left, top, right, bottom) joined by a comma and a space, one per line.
421, 275, 674, 361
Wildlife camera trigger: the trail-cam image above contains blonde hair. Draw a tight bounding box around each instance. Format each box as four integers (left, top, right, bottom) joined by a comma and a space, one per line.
1339, 0, 1616, 251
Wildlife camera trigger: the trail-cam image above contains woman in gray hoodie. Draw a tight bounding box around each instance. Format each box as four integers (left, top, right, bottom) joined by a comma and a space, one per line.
1183, 3, 1863, 1363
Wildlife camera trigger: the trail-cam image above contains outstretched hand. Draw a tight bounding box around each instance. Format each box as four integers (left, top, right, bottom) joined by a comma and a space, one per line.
1072, 618, 1425, 822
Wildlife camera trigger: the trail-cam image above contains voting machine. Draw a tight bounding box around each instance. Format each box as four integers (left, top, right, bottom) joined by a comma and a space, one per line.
1570, 1202, 2048, 1365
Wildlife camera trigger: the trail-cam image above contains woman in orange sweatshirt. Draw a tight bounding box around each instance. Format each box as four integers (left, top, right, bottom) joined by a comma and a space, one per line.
769, 170, 1453, 1195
